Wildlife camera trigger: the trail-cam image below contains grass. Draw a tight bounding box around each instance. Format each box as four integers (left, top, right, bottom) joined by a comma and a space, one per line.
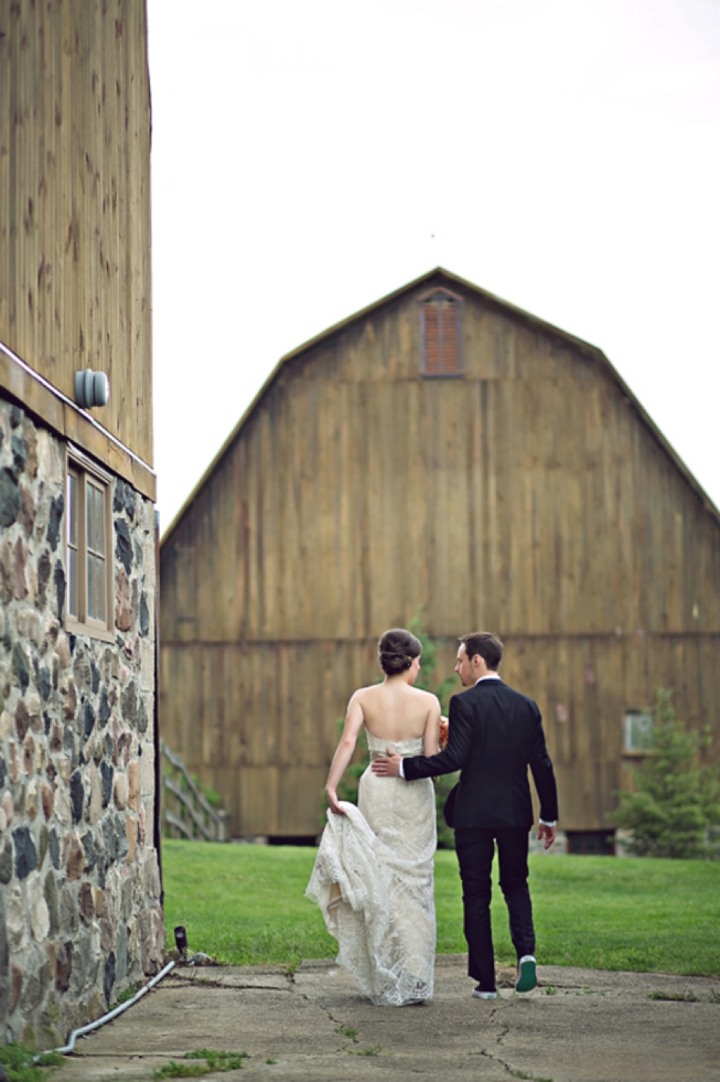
161, 840, 720, 976
0, 1045, 64, 1082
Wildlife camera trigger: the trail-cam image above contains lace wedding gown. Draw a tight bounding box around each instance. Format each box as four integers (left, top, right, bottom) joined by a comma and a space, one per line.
306, 732, 437, 1006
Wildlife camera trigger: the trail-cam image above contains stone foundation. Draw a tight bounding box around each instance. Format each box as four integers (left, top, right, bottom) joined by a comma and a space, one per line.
0, 396, 163, 1046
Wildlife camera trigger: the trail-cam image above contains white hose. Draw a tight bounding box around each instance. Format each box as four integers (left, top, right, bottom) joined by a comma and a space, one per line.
50, 960, 176, 1056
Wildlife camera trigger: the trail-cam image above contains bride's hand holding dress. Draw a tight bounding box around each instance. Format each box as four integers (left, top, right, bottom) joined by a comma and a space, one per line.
323, 690, 367, 816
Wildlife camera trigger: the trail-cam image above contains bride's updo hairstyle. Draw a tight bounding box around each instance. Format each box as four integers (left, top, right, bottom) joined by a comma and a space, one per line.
378, 628, 422, 676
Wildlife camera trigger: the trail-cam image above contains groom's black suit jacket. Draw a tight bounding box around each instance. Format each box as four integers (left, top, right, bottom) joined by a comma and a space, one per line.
403, 678, 558, 830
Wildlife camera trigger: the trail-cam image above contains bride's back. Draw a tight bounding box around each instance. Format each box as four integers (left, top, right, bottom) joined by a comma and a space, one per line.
357, 680, 435, 743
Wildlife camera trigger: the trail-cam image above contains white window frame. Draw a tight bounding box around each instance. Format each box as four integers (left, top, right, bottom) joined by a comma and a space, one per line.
65, 445, 115, 643
623, 710, 654, 754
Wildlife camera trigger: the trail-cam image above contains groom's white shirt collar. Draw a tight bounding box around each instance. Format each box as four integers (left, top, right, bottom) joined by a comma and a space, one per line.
397, 674, 503, 779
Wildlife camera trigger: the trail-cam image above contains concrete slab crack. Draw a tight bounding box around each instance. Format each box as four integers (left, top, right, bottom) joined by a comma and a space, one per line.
167, 974, 290, 992
477, 1046, 527, 1078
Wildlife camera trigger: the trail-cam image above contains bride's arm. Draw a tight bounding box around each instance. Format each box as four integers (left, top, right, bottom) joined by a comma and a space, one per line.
423, 697, 441, 757
325, 691, 365, 815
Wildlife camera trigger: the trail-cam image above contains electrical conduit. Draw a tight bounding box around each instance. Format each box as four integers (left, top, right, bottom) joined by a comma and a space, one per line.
50, 960, 176, 1056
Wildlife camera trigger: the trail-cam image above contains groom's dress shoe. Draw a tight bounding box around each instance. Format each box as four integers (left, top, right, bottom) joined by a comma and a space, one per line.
515, 955, 537, 993
472, 985, 497, 999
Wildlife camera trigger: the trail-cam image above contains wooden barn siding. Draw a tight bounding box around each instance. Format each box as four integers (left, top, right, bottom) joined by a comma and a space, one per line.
160, 285, 720, 835
162, 306, 720, 640
0, 0, 153, 465
159, 633, 720, 836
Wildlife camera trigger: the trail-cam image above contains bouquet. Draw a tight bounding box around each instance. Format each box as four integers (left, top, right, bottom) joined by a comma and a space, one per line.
439, 715, 449, 751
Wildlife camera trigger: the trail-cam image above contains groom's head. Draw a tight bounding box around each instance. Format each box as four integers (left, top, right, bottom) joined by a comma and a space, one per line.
455, 633, 503, 686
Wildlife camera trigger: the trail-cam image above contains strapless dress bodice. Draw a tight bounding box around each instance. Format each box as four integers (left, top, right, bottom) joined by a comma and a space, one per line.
365, 730, 424, 758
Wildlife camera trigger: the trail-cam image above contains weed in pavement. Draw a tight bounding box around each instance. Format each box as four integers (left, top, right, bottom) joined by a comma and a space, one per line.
647, 990, 699, 1002
335, 1027, 359, 1041
154, 1065, 209, 1080
153, 1049, 250, 1078
115, 981, 143, 1005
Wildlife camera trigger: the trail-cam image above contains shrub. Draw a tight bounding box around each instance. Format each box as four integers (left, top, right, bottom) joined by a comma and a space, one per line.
613, 688, 720, 858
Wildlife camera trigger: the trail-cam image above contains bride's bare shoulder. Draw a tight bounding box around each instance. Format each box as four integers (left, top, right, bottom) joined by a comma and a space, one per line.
411, 686, 441, 707
349, 684, 380, 703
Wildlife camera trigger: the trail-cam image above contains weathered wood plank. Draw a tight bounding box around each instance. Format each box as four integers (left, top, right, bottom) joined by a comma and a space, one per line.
0, 1, 152, 467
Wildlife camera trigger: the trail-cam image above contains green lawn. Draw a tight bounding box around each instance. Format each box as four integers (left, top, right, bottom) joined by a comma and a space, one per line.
161, 840, 720, 976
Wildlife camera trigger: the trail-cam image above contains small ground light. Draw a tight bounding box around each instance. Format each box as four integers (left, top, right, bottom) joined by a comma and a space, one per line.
174, 926, 188, 959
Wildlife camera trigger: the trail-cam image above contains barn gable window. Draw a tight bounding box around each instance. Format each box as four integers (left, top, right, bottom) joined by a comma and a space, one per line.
419, 288, 463, 377
65, 446, 114, 642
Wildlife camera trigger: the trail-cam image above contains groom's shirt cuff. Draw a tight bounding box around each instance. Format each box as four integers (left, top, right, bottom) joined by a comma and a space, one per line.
398, 759, 405, 779
539, 818, 557, 826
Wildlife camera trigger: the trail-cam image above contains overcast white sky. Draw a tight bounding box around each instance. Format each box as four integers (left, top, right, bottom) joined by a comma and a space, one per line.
147, 0, 720, 533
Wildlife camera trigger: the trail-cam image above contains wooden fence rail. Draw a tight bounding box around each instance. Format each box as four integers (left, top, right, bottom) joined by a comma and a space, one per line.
160, 739, 231, 842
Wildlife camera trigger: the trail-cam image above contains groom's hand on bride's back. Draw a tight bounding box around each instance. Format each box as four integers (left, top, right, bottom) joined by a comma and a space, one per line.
371, 750, 402, 777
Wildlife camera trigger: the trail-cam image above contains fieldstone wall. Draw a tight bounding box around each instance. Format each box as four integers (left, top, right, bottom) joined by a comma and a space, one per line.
0, 395, 163, 1047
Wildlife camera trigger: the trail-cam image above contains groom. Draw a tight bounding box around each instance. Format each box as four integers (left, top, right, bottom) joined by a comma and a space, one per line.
372, 632, 558, 999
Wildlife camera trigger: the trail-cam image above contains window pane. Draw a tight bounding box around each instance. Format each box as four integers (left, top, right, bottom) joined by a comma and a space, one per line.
95, 484, 105, 556
87, 482, 105, 555
68, 547, 78, 617
87, 550, 96, 618
67, 474, 78, 547
624, 711, 654, 752
95, 554, 106, 621
86, 483, 95, 552
88, 553, 106, 622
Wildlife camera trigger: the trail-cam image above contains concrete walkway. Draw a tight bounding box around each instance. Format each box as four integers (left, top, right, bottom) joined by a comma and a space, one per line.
61, 957, 720, 1082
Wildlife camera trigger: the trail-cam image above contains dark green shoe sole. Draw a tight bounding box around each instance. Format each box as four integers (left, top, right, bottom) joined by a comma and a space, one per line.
515, 957, 537, 993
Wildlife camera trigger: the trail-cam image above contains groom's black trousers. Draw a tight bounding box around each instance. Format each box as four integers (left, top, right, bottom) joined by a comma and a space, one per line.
454, 827, 535, 992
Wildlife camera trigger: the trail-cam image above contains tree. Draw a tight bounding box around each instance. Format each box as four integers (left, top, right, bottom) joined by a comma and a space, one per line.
613, 688, 720, 859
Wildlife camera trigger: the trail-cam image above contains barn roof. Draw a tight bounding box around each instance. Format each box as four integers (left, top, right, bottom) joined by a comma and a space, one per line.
162, 267, 720, 544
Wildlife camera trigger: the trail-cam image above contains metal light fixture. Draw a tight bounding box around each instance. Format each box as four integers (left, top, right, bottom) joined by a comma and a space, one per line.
174, 925, 188, 959
74, 368, 110, 408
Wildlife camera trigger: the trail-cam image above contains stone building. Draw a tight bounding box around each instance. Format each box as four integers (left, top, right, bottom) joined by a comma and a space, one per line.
0, 1, 163, 1045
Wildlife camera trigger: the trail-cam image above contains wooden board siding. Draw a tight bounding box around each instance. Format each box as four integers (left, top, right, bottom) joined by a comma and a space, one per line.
159, 632, 720, 836
160, 275, 720, 836
0, 0, 153, 466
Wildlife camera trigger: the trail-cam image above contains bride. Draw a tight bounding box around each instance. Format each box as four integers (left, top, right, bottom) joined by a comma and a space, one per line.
305, 628, 441, 1006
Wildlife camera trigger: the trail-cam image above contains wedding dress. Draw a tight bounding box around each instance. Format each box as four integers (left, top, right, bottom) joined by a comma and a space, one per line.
305, 731, 437, 1006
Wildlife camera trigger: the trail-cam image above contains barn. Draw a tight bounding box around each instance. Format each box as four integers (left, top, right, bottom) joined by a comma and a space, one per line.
159, 268, 720, 848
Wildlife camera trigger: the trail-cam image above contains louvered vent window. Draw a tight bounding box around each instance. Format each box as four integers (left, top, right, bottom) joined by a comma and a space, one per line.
420, 289, 462, 376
